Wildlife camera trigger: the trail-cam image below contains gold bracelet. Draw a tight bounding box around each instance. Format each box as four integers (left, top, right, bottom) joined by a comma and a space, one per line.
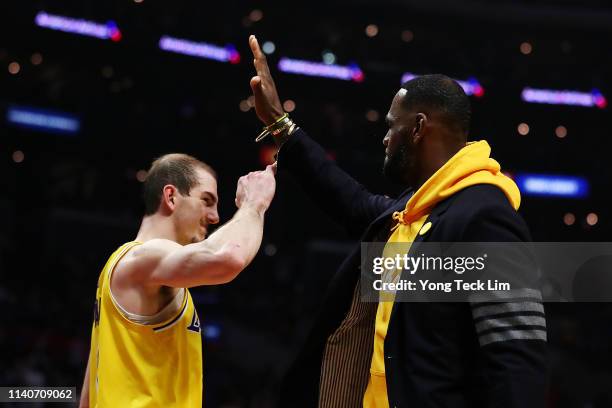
269, 116, 291, 135
269, 113, 288, 126
255, 113, 295, 142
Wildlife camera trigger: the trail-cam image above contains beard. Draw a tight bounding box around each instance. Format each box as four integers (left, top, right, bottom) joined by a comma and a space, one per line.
383, 143, 412, 185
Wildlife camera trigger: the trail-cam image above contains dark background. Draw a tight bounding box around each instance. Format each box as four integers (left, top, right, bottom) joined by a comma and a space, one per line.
1, 0, 611, 406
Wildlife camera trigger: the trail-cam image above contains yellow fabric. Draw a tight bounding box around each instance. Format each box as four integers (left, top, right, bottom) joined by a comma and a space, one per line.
88, 242, 203, 408
363, 214, 427, 408
363, 140, 521, 407
397, 140, 521, 226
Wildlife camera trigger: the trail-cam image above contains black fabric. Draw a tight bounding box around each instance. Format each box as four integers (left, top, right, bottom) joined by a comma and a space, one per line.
384, 187, 546, 408
276, 129, 547, 408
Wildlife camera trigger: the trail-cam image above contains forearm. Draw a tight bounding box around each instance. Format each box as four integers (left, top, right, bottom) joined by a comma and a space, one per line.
277, 129, 393, 235
247, 36, 391, 234
203, 204, 265, 267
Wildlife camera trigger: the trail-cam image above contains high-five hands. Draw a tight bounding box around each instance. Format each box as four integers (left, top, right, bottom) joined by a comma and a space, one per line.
249, 35, 285, 126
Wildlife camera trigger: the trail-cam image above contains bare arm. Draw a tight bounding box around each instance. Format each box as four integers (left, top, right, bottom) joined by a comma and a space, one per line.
149, 204, 266, 287
78, 357, 90, 408
119, 166, 276, 288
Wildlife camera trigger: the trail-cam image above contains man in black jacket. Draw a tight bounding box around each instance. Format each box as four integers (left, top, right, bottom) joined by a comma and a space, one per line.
248, 35, 547, 408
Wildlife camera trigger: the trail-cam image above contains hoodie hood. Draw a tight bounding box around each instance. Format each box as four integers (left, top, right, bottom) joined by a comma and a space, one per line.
394, 140, 520, 226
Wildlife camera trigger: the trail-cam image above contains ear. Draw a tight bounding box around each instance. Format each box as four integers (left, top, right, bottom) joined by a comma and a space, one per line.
412, 113, 428, 144
161, 185, 178, 212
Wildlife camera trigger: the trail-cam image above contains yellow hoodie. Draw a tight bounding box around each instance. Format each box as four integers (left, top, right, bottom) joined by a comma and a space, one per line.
363, 140, 521, 408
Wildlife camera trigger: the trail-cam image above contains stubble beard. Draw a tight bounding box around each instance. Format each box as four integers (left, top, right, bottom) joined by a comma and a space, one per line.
383, 143, 411, 185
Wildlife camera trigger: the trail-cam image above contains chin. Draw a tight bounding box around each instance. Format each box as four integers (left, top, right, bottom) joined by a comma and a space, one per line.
383, 161, 399, 184
188, 234, 204, 244
383, 153, 413, 186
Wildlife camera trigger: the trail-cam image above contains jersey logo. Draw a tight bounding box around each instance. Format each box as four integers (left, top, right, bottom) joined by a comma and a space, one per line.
93, 298, 101, 326
187, 310, 201, 333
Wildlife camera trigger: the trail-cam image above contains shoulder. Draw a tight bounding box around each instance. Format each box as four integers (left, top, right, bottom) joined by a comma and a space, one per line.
445, 184, 520, 220
127, 239, 181, 265
133, 238, 182, 255
114, 239, 181, 284
451, 184, 514, 210
435, 184, 531, 242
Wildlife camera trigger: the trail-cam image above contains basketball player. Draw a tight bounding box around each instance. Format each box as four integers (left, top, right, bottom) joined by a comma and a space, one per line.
79, 153, 276, 407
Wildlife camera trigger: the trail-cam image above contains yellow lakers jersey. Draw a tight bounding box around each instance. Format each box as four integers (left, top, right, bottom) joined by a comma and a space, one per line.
88, 241, 203, 407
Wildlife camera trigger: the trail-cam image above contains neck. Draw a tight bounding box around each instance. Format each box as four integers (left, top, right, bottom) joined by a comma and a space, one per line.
135, 214, 179, 243
413, 136, 464, 190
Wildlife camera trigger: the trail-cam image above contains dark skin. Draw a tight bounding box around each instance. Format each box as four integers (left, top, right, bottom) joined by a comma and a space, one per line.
248, 35, 466, 190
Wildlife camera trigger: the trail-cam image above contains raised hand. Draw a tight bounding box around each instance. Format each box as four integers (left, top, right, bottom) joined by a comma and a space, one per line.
235, 165, 277, 213
249, 35, 285, 126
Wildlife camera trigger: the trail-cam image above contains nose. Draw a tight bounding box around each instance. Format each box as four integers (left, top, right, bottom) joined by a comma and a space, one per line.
383, 133, 390, 147
207, 208, 220, 225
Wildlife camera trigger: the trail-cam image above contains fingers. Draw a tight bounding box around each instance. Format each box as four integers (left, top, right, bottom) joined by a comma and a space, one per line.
266, 163, 277, 175
236, 167, 276, 212
249, 35, 272, 78
249, 35, 264, 59
241, 168, 275, 181
249, 35, 265, 75
235, 177, 244, 208
250, 76, 263, 95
